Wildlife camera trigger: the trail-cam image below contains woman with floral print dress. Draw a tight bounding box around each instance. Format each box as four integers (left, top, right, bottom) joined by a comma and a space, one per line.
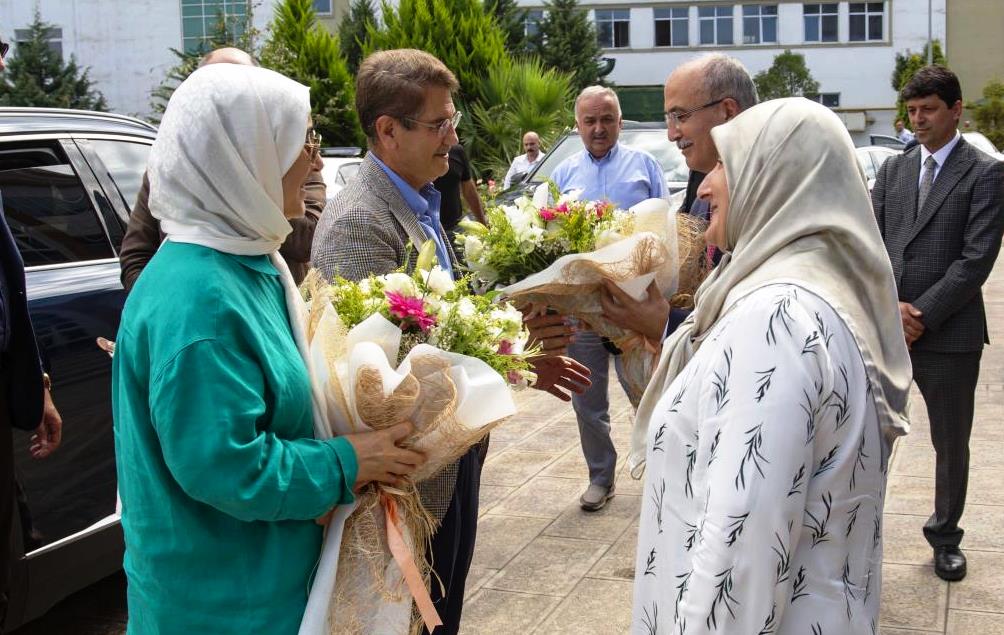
628, 98, 913, 635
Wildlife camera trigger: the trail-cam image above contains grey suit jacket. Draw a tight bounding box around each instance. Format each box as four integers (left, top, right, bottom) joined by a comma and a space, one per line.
311, 153, 461, 521
872, 137, 1004, 353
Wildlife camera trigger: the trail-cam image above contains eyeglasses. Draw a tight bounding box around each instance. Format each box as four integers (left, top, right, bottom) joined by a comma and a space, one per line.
664, 98, 725, 128
404, 111, 463, 139
305, 129, 322, 160
0, 40, 8, 59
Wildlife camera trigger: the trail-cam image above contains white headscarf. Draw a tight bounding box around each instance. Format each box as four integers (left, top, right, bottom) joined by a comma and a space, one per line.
629, 98, 912, 475
147, 63, 310, 255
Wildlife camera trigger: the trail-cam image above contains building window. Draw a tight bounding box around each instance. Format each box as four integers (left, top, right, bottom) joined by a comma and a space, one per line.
654, 8, 689, 47
742, 5, 777, 44
808, 92, 841, 107
14, 27, 63, 60
313, 0, 332, 14
524, 9, 544, 39
181, 0, 249, 53
699, 6, 734, 46
849, 2, 884, 41
803, 3, 838, 42
595, 9, 631, 49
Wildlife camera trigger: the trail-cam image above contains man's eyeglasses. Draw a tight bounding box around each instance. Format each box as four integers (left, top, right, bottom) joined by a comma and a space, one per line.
305, 129, 322, 160
404, 111, 462, 139
664, 98, 725, 128
0, 40, 9, 59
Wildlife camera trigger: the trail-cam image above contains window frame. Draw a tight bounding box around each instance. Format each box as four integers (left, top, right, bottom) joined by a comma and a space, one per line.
312, 0, 333, 15
653, 7, 689, 48
848, 1, 884, 42
180, 0, 250, 54
742, 4, 778, 45
14, 26, 63, 60
698, 5, 735, 46
595, 8, 632, 49
807, 92, 841, 108
803, 3, 839, 43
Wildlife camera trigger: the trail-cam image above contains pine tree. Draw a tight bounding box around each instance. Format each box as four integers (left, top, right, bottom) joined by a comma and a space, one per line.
485, 0, 528, 56
753, 49, 819, 100
148, 10, 257, 122
338, 0, 376, 74
261, 0, 364, 146
0, 8, 108, 111
531, 0, 604, 94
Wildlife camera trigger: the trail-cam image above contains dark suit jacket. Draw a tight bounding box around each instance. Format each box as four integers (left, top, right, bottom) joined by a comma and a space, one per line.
119, 169, 327, 291
0, 194, 44, 431
872, 136, 1004, 353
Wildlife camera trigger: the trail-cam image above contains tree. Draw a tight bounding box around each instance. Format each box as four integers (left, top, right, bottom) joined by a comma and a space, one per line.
0, 8, 108, 111
531, 0, 604, 94
890, 41, 947, 125
148, 10, 257, 121
485, 0, 528, 56
968, 80, 1004, 149
261, 0, 364, 146
338, 0, 376, 74
753, 49, 819, 100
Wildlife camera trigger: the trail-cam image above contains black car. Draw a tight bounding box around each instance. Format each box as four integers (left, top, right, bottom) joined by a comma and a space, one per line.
498, 122, 690, 205
0, 107, 155, 629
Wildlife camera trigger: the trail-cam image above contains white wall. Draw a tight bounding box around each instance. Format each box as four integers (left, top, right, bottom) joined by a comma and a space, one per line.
0, 0, 279, 118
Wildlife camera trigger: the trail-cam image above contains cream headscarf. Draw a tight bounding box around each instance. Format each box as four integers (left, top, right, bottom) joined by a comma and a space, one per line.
146, 63, 329, 440
628, 98, 911, 476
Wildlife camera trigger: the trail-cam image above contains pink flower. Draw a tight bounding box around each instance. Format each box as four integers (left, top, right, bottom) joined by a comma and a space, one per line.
595, 201, 611, 218
497, 340, 514, 355
386, 291, 437, 331
555, 203, 570, 214
539, 209, 557, 221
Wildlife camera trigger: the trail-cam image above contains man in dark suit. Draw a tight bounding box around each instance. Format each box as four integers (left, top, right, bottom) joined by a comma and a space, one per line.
0, 36, 64, 626
872, 65, 1004, 581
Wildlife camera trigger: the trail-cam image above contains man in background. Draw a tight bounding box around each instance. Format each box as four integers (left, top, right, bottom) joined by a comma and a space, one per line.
503, 131, 544, 189
433, 143, 486, 241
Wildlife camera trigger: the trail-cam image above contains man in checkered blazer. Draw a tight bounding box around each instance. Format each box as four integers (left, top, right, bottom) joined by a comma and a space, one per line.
872, 65, 1004, 582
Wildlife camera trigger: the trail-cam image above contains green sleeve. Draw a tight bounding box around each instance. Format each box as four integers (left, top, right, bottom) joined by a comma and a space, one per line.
148, 338, 358, 522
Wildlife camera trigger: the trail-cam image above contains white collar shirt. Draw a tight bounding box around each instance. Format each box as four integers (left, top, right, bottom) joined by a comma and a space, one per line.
503, 152, 545, 188
919, 130, 961, 186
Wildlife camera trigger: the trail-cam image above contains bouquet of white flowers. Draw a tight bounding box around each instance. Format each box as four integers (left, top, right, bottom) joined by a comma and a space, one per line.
298, 243, 534, 635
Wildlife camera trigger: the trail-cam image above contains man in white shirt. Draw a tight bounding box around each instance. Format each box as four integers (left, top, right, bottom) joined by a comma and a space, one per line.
502, 131, 544, 188
895, 118, 915, 144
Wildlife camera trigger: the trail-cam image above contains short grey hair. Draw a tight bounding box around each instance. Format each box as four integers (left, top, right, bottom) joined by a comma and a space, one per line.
575, 85, 621, 118
690, 53, 758, 111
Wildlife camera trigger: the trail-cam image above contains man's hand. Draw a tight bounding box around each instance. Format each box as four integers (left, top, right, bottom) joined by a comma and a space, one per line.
344, 421, 426, 489
30, 387, 62, 459
529, 355, 591, 402
899, 302, 925, 347
524, 310, 575, 356
600, 279, 670, 342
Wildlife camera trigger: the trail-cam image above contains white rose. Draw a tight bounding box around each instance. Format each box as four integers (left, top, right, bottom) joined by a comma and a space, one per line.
381, 272, 418, 297
456, 297, 477, 318
463, 235, 485, 262
421, 267, 455, 295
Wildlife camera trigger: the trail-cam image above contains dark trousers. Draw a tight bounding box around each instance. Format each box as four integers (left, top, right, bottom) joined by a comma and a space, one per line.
911, 349, 982, 548
424, 442, 484, 635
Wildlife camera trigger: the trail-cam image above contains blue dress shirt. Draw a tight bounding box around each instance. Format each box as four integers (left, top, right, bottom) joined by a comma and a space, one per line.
370, 154, 453, 277
550, 143, 667, 209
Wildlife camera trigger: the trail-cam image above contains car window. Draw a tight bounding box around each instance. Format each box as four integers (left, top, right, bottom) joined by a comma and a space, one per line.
87, 139, 151, 210
870, 149, 894, 173
529, 129, 689, 187
856, 150, 876, 180
963, 132, 999, 157
0, 144, 114, 267
337, 162, 360, 186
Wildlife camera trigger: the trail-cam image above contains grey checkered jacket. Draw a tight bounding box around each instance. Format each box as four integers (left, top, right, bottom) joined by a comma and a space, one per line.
872, 136, 1004, 353
311, 154, 461, 521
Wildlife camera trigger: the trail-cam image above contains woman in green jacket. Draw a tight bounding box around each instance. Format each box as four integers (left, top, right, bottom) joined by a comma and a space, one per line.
112, 63, 424, 634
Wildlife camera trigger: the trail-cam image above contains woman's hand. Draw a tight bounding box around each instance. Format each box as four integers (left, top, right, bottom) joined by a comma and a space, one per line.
344, 421, 426, 489
523, 311, 575, 356
600, 279, 670, 342
530, 355, 591, 401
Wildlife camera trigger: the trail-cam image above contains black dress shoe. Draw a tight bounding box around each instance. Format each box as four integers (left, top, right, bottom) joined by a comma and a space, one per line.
934, 545, 967, 581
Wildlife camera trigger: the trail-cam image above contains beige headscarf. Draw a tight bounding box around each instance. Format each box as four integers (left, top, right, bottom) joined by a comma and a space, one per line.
628, 97, 911, 476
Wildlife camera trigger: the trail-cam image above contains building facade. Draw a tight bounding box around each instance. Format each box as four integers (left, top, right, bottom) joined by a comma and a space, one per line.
0, 0, 347, 119
946, 0, 1004, 125
519, 0, 947, 143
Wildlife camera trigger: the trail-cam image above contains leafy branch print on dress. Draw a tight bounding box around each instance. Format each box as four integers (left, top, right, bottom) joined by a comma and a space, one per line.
712, 348, 733, 414
804, 491, 833, 548
640, 602, 659, 635
827, 364, 851, 430
845, 502, 861, 538
801, 331, 822, 356
757, 602, 778, 635
674, 569, 692, 622
754, 367, 776, 402
814, 311, 833, 347
652, 479, 666, 534
644, 547, 657, 576
842, 555, 858, 620
813, 444, 840, 477
684, 431, 699, 498
850, 434, 869, 490
791, 565, 809, 602
772, 531, 791, 584
765, 294, 794, 346
707, 429, 722, 466
800, 388, 818, 446
706, 567, 739, 630
735, 423, 769, 490
725, 512, 750, 547
787, 463, 806, 498
653, 423, 667, 453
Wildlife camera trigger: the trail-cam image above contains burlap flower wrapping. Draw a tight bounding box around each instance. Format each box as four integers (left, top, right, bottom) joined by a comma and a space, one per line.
500, 208, 709, 406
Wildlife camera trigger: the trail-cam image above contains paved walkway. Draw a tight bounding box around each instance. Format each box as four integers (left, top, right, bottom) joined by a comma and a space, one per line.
460, 265, 1004, 634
